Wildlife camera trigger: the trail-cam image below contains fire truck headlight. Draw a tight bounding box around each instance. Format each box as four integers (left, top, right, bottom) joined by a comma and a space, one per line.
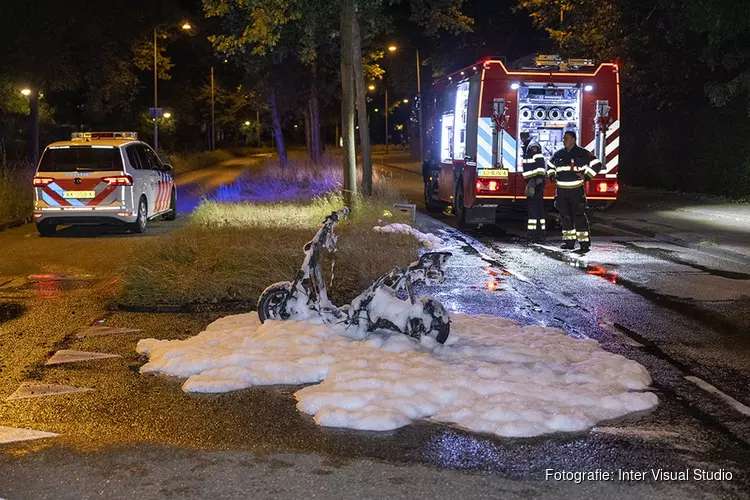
584, 84, 594, 92
511, 82, 520, 90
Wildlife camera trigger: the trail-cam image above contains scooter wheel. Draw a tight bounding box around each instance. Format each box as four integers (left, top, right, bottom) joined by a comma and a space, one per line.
419, 296, 451, 344
257, 281, 292, 323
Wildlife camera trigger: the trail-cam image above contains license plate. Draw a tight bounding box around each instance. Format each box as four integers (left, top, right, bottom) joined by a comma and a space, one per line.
477, 169, 509, 178
63, 190, 96, 199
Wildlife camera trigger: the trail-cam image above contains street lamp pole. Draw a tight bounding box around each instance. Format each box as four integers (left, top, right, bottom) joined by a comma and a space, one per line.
153, 26, 159, 150
210, 66, 216, 150
416, 48, 423, 163
152, 22, 191, 151
385, 86, 389, 156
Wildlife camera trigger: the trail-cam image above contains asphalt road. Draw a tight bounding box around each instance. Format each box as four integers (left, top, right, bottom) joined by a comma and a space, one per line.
0, 158, 749, 499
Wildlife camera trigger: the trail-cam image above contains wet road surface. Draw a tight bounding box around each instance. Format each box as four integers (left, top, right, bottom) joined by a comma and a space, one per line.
0, 160, 749, 498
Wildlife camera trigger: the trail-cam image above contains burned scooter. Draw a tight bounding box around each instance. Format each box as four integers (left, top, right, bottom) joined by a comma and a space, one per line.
257, 208, 452, 344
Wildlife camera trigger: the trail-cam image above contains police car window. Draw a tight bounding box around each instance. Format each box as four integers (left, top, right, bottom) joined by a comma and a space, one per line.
144, 147, 163, 170
135, 145, 150, 170
38, 147, 123, 172
125, 146, 142, 170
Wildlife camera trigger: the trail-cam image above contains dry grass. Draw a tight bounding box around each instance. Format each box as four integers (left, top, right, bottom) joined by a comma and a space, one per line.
120, 201, 419, 307
0, 163, 33, 226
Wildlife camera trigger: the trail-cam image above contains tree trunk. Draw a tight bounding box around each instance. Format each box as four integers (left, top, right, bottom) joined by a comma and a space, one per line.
269, 86, 288, 167
340, 0, 357, 207
351, 8, 372, 196
310, 61, 322, 164
304, 104, 312, 159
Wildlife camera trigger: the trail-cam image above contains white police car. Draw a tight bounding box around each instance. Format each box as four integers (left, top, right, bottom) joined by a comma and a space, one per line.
32, 132, 176, 236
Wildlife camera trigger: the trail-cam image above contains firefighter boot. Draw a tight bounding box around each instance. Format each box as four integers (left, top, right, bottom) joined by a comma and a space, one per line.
560, 229, 576, 249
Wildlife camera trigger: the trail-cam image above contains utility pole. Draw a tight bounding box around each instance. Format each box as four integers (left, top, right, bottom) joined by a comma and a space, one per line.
210, 66, 216, 150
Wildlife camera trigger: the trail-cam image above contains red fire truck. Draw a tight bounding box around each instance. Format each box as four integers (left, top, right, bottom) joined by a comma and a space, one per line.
423, 55, 621, 226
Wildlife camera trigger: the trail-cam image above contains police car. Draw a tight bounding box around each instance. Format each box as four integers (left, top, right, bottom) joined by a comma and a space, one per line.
32, 132, 176, 236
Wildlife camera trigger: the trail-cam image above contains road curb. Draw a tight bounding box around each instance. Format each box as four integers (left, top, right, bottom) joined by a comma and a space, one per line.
606, 219, 750, 266
380, 162, 421, 177
0, 218, 28, 233
114, 301, 255, 314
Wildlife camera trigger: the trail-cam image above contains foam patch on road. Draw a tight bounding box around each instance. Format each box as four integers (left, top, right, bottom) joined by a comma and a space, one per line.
137, 313, 657, 437
373, 223, 444, 249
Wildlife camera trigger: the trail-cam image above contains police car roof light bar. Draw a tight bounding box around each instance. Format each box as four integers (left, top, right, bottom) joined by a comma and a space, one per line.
71, 132, 138, 140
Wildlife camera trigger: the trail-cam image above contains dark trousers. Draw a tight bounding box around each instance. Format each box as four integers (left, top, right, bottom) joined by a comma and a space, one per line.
526, 178, 546, 238
556, 186, 590, 245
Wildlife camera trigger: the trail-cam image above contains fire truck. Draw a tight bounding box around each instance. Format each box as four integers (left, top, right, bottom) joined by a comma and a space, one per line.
423, 55, 620, 226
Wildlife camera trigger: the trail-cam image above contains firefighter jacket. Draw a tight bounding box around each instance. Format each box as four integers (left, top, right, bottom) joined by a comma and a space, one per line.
521, 140, 546, 181
547, 145, 602, 189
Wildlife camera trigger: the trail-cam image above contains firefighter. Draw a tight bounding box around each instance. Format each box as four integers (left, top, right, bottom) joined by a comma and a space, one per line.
547, 131, 602, 252
520, 131, 547, 242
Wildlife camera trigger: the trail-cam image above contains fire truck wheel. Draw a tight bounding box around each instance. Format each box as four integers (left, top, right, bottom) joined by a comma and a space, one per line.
164, 189, 177, 221
37, 222, 56, 237
130, 196, 148, 234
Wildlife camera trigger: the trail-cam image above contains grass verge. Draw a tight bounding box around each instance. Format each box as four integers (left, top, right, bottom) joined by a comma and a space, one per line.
119, 161, 421, 309
0, 163, 33, 226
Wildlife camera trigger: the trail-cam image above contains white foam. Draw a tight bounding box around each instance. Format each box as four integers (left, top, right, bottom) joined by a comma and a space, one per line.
137, 312, 657, 437
373, 223, 445, 249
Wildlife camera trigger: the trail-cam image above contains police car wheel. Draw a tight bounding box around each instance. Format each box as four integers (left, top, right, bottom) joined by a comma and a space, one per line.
164, 189, 177, 221
37, 222, 56, 237
130, 197, 148, 234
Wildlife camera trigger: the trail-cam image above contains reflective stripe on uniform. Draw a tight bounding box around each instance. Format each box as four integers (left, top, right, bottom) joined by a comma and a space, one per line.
577, 231, 590, 242
583, 166, 597, 178
533, 153, 545, 160
557, 180, 584, 188
523, 167, 546, 178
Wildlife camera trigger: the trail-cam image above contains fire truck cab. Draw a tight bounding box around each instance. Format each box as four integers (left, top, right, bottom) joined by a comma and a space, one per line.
424, 55, 621, 227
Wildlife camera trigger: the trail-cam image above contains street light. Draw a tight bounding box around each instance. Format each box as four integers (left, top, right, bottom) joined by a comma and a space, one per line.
244, 121, 251, 126
152, 21, 192, 150
387, 44, 424, 161
403, 99, 408, 104
163, 112, 172, 119
368, 84, 376, 91
20, 88, 31, 96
